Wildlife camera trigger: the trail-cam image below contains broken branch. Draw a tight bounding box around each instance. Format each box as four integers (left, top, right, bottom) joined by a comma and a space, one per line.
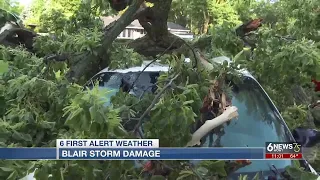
186, 106, 239, 147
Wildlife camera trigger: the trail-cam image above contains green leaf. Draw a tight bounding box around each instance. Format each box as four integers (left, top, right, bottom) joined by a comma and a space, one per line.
89, 106, 96, 120
150, 175, 166, 180
252, 172, 260, 180
6, 171, 17, 180
196, 167, 208, 176
300, 172, 318, 180
0, 167, 14, 172
27, 162, 37, 172
11, 130, 32, 142
108, 168, 121, 180
233, 50, 244, 62
200, 160, 227, 177
238, 174, 248, 180
183, 100, 194, 105
177, 173, 193, 180
292, 160, 300, 168
285, 166, 303, 178
34, 167, 49, 180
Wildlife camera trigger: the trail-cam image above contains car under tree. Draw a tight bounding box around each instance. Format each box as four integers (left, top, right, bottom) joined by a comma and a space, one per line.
86, 57, 319, 179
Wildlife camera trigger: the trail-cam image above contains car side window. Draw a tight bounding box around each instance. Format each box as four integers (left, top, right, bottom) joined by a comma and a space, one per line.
88, 71, 161, 97
88, 72, 123, 89
132, 72, 160, 96
105, 73, 122, 88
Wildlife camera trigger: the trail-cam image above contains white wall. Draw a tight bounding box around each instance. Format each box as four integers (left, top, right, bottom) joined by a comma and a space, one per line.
117, 28, 193, 40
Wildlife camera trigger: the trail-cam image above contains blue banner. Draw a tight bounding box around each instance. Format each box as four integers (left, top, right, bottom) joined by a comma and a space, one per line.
0, 148, 56, 159
59, 148, 264, 160
0, 148, 264, 160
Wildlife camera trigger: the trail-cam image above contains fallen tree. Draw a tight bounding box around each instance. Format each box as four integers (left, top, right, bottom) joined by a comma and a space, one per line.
0, 8, 37, 52
0, 0, 320, 179
0, 1, 249, 179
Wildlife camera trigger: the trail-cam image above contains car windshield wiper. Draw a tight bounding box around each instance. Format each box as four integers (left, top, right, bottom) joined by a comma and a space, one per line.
268, 164, 294, 180
268, 164, 280, 179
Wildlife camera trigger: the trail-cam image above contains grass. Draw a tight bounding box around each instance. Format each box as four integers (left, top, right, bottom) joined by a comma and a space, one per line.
0, 60, 8, 74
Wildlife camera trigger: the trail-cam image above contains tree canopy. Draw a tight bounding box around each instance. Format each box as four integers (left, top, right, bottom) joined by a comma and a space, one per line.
0, 0, 320, 179
0, 0, 23, 14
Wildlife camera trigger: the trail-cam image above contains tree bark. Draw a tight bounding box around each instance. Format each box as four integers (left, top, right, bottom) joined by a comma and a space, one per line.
202, 11, 210, 34
0, 27, 37, 51
128, 0, 185, 57
128, 33, 185, 57
66, 0, 145, 82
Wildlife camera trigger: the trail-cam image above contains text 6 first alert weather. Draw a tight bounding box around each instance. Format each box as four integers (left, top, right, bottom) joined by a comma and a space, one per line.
57, 139, 159, 148
57, 139, 160, 159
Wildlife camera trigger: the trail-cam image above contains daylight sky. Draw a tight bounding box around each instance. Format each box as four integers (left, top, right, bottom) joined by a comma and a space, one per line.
17, 0, 32, 6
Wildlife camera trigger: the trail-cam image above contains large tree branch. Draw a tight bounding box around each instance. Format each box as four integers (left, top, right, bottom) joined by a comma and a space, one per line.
99, 0, 145, 53
66, 0, 144, 82
58, 0, 188, 81
128, 0, 189, 57
0, 27, 37, 51
65, 0, 192, 81
147, 0, 172, 38
136, 7, 153, 36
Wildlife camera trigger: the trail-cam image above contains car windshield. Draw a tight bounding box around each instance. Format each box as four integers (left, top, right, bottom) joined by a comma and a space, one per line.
90, 72, 305, 179
199, 76, 297, 179
88, 71, 160, 105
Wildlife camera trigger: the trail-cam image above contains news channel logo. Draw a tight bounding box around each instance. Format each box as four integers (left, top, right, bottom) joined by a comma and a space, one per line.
265, 142, 302, 153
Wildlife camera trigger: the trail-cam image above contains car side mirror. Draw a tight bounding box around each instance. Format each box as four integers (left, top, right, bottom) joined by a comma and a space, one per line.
292, 127, 320, 147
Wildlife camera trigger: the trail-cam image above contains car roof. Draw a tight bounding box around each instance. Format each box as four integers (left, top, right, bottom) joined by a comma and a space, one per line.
98, 61, 169, 74
95, 56, 255, 79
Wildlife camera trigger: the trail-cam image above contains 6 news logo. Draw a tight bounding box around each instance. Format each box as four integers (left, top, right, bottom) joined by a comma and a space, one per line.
265, 142, 302, 153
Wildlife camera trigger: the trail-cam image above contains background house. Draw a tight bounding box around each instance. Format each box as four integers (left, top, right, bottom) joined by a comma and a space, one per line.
101, 16, 194, 40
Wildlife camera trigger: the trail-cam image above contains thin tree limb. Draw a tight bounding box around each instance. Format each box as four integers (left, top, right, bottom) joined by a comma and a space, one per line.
133, 73, 180, 136
129, 37, 179, 91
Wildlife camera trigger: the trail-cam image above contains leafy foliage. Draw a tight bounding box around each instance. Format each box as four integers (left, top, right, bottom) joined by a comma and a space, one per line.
169, 0, 241, 34
0, 0, 320, 179
0, 0, 23, 14
23, 0, 111, 32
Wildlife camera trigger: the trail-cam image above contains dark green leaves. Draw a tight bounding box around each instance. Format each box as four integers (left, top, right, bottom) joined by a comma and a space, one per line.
144, 85, 197, 147
285, 166, 318, 180
151, 175, 166, 180
12, 130, 32, 142
63, 85, 123, 137
199, 160, 227, 177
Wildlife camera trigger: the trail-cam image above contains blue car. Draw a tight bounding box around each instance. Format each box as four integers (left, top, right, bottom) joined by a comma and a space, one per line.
85, 57, 319, 179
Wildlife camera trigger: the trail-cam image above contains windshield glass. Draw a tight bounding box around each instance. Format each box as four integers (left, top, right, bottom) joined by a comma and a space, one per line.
198, 76, 296, 178
90, 72, 304, 178
88, 72, 160, 105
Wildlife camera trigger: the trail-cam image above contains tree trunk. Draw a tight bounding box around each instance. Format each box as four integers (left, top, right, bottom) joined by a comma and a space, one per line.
65, 0, 189, 82
202, 11, 210, 34
128, 0, 185, 56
